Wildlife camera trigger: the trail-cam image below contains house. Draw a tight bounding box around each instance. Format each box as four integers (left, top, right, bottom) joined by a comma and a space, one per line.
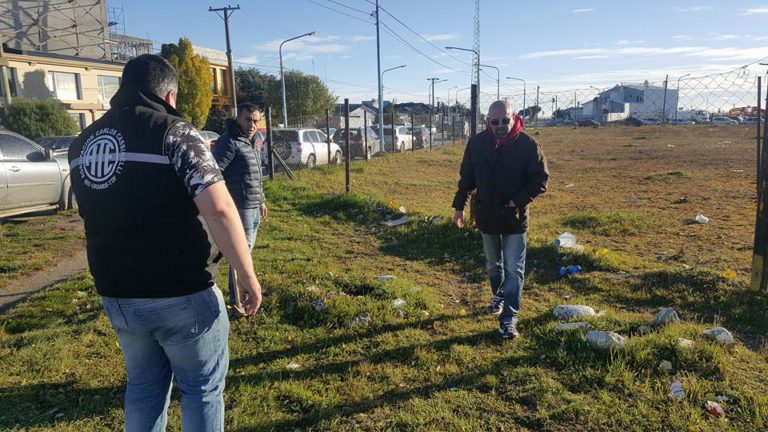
193, 45, 234, 114
331, 103, 378, 129
592, 81, 678, 121
0, 45, 124, 129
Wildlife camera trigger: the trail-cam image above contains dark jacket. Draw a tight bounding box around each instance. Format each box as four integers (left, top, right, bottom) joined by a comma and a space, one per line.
452, 125, 549, 234
213, 119, 264, 209
68, 85, 220, 298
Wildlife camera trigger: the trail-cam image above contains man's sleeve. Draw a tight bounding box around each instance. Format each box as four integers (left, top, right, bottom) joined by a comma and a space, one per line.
511, 140, 549, 208
212, 133, 236, 172
452, 140, 476, 210
164, 121, 224, 198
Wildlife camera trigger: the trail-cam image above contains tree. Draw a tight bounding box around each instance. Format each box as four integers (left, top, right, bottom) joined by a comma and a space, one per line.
266, 70, 336, 126
0, 98, 78, 139
203, 107, 230, 134
160, 38, 213, 129
236, 67, 275, 110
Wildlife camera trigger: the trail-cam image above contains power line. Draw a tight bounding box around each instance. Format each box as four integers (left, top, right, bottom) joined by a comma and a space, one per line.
303, 0, 373, 25
379, 21, 467, 72
324, 0, 371, 16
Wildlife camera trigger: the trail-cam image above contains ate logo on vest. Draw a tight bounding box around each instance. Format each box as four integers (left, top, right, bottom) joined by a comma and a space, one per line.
79, 128, 126, 190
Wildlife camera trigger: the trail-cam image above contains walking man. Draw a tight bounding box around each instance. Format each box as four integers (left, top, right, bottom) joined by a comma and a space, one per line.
212, 103, 267, 313
68, 54, 262, 431
452, 100, 549, 339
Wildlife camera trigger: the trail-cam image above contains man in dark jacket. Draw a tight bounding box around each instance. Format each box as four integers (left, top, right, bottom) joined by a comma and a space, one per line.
212, 103, 268, 311
452, 100, 549, 339
68, 54, 262, 431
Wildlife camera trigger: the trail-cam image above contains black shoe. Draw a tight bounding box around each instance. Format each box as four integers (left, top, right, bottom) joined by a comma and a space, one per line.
498, 321, 519, 339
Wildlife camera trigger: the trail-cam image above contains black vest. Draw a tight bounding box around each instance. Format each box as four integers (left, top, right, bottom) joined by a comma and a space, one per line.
68, 85, 220, 298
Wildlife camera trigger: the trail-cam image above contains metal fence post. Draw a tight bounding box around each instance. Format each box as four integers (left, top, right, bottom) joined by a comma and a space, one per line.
266, 107, 274, 180
390, 108, 395, 152
325, 108, 331, 164
363, 110, 369, 160
411, 111, 415, 152
344, 98, 350, 193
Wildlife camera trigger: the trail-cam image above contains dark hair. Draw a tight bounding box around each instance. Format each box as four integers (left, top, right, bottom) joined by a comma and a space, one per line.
237, 103, 261, 117
121, 54, 178, 98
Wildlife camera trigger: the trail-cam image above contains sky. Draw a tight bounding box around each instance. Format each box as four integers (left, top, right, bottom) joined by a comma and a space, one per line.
115, 0, 768, 106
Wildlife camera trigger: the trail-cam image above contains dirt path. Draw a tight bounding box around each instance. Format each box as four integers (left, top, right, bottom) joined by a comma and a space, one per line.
0, 248, 88, 313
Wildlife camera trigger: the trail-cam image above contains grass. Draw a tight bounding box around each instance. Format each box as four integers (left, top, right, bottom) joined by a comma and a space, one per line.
643, 170, 695, 182
1, 125, 767, 430
0, 210, 84, 291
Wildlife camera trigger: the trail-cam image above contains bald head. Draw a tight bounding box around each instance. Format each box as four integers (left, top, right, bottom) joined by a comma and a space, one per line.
487, 100, 514, 139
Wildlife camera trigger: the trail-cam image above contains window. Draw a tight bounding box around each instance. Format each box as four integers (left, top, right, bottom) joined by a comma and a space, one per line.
5, 67, 19, 98
98, 75, 120, 101
48, 71, 81, 100
301, 131, 312, 142
218, 69, 227, 96
210, 67, 218, 94
0, 133, 40, 160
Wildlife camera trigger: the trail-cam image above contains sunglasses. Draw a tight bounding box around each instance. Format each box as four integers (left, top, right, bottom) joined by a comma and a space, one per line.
489, 118, 512, 126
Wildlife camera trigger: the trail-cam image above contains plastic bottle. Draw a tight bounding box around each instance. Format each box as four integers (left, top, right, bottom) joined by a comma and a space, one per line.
669, 380, 686, 400
559, 265, 582, 277
554, 232, 577, 248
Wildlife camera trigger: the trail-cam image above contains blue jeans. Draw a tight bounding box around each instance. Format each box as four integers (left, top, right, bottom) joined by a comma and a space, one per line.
481, 232, 526, 324
101, 287, 229, 432
228, 206, 261, 305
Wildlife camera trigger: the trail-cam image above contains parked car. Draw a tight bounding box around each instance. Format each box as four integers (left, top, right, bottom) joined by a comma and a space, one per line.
271, 128, 343, 168
411, 127, 429, 149
0, 129, 75, 218
199, 130, 220, 150
743, 117, 760, 125
34, 136, 77, 155
381, 125, 413, 152
669, 119, 695, 125
624, 117, 644, 126
577, 119, 600, 127
641, 118, 662, 125
711, 116, 738, 125
332, 127, 378, 159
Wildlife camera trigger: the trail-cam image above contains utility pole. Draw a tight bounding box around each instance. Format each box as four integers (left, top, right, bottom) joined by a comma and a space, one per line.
428, 78, 445, 149
209, 5, 241, 116
375, 0, 385, 153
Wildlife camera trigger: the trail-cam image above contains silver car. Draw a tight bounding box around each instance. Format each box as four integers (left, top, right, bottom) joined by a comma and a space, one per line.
0, 129, 74, 218
271, 128, 343, 168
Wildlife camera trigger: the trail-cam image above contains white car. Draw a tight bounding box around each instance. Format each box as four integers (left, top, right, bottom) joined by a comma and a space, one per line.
271, 128, 343, 168
381, 125, 413, 152
711, 117, 738, 125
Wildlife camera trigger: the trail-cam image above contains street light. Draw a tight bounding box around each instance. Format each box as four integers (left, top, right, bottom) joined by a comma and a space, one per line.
378, 64, 407, 153
479, 64, 500, 100
446, 46, 480, 127
506, 77, 526, 120
280, 31, 316, 127
675, 74, 691, 121
447, 85, 458, 117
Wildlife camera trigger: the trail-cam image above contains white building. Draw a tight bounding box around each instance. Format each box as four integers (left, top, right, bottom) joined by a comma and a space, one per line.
596, 81, 678, 121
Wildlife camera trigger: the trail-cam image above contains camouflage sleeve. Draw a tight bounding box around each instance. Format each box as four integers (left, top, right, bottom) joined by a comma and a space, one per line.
164, 121, 224, 198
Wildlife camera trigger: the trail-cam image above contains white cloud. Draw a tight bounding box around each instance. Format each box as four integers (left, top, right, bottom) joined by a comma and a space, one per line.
674, 35, 694, 40
421, 33, 460, 42
571, 8, 596, 13
430, 68, 457, 74
672, 5, 712, 12
614, 39, 645, 45
742, 7, 768, 15
351, 35, 375, 42
573, 55, 610, 60
714, 34, 738, 40
519, 45, 765, 60
254, 36, 349, 60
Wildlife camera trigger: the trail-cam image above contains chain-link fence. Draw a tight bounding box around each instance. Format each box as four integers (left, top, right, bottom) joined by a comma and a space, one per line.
263, 103, 471, 178
462, 64, 761, 130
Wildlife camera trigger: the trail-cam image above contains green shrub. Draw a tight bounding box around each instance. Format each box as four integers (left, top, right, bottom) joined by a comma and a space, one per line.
1, 98, 79, 139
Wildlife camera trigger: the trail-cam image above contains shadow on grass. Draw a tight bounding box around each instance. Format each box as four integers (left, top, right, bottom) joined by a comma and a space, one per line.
0, 381, 122, 429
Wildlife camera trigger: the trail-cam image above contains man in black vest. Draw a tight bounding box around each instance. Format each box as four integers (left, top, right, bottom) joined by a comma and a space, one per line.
213, 103, 267, 312
68, 54, 262, 431
452, 100, 549, 339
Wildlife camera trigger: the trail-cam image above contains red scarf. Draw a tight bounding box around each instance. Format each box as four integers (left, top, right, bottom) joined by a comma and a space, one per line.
486, 114, 524, 149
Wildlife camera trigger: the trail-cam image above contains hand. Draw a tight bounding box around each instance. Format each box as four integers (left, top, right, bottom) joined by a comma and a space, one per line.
236, 273, 263, 316
453, 210, 465, 229
261, 202, 268, 220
